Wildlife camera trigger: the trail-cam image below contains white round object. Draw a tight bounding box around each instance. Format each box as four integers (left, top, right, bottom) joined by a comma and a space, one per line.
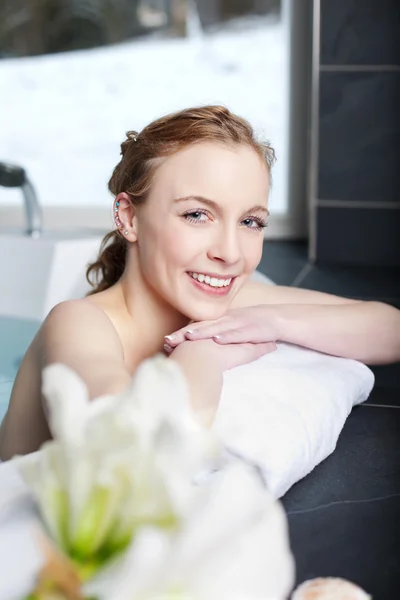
291, 577, 371, 600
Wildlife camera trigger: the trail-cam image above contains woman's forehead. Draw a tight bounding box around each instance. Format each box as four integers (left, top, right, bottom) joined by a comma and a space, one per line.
151, 142, 270, 201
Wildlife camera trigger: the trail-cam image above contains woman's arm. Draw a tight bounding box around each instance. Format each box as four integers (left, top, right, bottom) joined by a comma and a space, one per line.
274, 301, 400, 365
235, 280, 400, 364
166, 281, 400, 365
169, 341, 223, 428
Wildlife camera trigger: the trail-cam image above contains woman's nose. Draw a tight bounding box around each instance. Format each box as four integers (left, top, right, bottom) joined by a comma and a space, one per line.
208, 228, 242, 265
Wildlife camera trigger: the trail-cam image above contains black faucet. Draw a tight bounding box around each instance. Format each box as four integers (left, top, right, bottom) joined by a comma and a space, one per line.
0, 162, 42, 238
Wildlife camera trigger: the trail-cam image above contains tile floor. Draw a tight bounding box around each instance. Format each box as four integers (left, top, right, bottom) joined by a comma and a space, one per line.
258, 240, 400, 599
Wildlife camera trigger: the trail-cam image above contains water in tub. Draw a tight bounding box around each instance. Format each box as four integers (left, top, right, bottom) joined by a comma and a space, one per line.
0, 316, 40, 422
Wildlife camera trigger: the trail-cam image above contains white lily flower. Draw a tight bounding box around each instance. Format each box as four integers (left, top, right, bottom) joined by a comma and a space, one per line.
14, 355, 218, 578
12, 354, 294, 600
84, 463, 295, 600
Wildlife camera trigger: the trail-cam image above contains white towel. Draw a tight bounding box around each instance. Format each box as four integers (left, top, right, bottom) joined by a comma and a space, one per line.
213, 343, 375, 499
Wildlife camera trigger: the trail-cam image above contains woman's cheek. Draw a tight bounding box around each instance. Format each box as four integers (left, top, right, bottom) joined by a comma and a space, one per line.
242, 236, 263, 272
169, 230, 204, 262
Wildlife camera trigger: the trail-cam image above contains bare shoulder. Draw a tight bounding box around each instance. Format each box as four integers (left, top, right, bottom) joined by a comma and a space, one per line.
40, 298, 125, 363
231, 279, 362, 308
43, 298, 120, 337
0, 300, 129, 460
38, 298, 133, 398
44, 297, 117, 327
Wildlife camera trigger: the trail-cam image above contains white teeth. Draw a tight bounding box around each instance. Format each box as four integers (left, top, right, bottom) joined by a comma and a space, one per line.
189, 273, 232, 288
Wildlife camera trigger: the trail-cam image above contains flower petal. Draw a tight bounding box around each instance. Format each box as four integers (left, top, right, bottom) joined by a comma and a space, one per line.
168, 463, 295, 600
16, 443, 68, 549
84, 527, 173, 600
42, 364, 90, 446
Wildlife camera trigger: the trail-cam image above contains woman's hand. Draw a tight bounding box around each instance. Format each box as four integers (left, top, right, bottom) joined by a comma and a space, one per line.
165, 305, 280, 349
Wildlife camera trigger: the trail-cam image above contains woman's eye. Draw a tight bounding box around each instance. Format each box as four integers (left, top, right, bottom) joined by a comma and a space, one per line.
242, 217, 268, 231
182, 210, 209, 223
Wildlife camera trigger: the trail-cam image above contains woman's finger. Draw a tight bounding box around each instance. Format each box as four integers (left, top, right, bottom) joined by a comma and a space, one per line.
165, 319, 220, 347
212, 326, 268, 345
184, 320, 239, 341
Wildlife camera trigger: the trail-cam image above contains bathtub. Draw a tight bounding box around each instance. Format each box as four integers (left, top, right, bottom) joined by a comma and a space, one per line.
0, 225, 103, 420
0, 228, 104, 321
0, 161, 105, 320
0, 316, 40, 422
0, 226, 102, 421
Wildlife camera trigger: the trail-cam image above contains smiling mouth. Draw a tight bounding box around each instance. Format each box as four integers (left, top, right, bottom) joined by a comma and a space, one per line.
187, 272, 236, 296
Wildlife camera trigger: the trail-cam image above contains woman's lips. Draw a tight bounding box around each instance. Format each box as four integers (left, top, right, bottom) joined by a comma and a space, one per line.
186, 272, 235, 296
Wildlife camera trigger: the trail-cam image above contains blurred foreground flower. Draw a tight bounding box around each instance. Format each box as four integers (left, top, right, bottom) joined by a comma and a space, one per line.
84, 463, 295, 600
12, 355, 294, 599
16, 356, 214, 579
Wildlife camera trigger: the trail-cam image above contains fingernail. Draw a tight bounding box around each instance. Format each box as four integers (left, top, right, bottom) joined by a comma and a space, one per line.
186, 329, 194, 335
164, 343, 172, 353
213, 335, 221, 340
164, 335, 174, 341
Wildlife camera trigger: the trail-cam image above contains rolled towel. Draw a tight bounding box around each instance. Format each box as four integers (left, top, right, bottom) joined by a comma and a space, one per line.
213, 343, 374, 498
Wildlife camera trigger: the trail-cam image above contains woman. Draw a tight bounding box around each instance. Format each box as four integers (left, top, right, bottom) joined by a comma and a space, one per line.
1, 105, 399, 461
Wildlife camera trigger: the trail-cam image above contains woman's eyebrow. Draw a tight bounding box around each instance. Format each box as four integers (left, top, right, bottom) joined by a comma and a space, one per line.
246, 204, 270, 217
173, 195, 221, 212
173, 196, 269, 217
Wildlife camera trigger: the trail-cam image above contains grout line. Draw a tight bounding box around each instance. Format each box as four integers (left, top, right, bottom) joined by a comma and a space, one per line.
360, 403, 400, 409
286, 492, 400, 516
317, 199, 400, 209
320, 65, 400, 72
291, 262, 313, 287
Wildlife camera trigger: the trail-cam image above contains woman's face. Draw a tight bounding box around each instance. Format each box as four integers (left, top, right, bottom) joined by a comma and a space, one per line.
134, 142, 270, 321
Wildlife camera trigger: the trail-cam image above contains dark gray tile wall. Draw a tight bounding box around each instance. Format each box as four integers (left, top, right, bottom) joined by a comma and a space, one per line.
318, 72, 400, 202
320, 0, 400, 66
316, 206, 400, 265
310, 0, 400, 266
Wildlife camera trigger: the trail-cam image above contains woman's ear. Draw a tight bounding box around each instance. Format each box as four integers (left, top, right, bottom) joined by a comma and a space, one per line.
114, 192, 138, 242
